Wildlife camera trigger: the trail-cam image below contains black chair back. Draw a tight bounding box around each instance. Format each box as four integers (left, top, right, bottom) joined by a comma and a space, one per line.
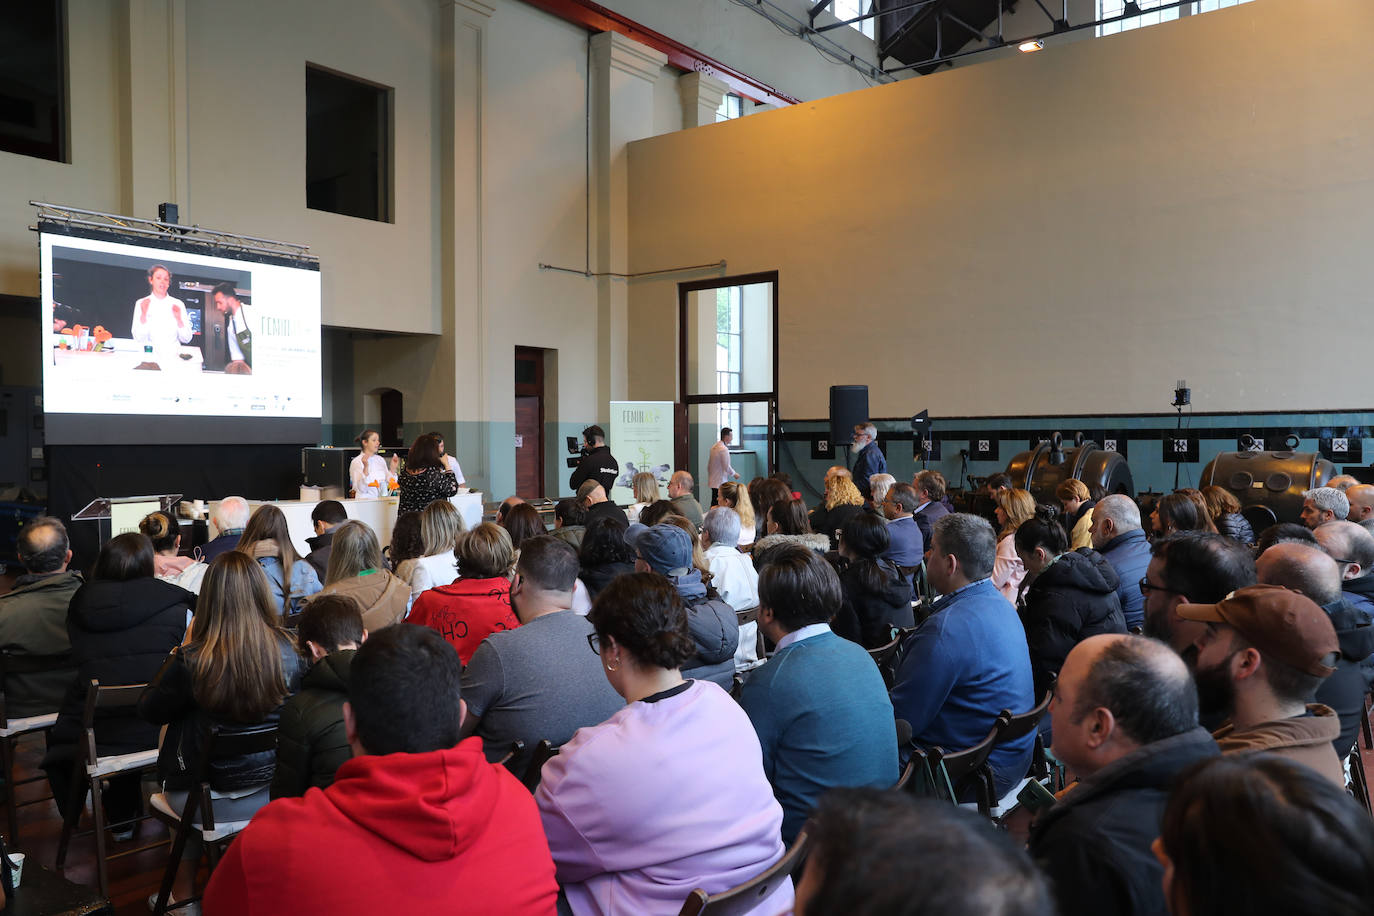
521, 739, 559, 793
678, 828, 810, 916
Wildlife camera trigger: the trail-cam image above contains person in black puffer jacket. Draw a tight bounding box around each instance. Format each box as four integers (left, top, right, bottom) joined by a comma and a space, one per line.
43, 532, 193, 832
1202, 485, 1256, 545
138, 552, 303, 906
579, 516, 635, 600
271, 594, 364, 799
831, 513, 914, 649
1014, 505, 1127, 699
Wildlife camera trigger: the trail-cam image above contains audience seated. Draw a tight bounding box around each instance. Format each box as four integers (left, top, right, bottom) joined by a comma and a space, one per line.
141, 510, 207, 594
992, 488, 1034, 602
500, 500, 547, 555
626, 471, 660, 523
1089, 494, 1151, 631
313, 520, 411, 632
890, 513, 1035, 798
1028, 634, 1216, 916
1345, 482, 1374, 523
1311, 519, 1374, 616
831, 513, 914, 649
740, 546, 897, 844
867, 472, 896, 512
636, 498, 682, 528
714, 481, 756, 548
1142, 532, 1256, 668
199, 496, 249, 563
460, 536, 623, 773
578, 515, 635, 599
1179, 585, 1343, 785
1150, 492, 1207, 538
536, 573, 789, 916
809, 473, 865, 552
408, 522, 519, 665
667, 470, 706, 531
303, 499, 348, 580
1201, 485, 1255, 544
495, 494, 525, 524
1175, 488, 1219, 534
1255, 520, 1318, 553
753, 497, 830, 570
1255, 543, 1374, 756
1014, 506, 1126, 698
44, 533, 192, 835
399, 499, 463, 605
1301, 486, 1349, 528
878, 482, 924, 570
550, 497, 588, 551
701, 507, 759, 612
139, 552, 304, 905
0, 517, 80, 716
271, 595, 366, 798
1056, 479, 1096, 550
749, 477, 793, 543
1155, 754, 1374, 916
624, 523, 737, 689
795, 788, 1053, 916
236, 504, 323, 615
912, 470, 952, 551
385, 510, 424, 573
204, 625, 558, 915
580, 481, 628, 528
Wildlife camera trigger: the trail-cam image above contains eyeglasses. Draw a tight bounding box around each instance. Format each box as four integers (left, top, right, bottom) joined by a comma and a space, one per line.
587, 633, 603, 656
1138, 577, 1178, 597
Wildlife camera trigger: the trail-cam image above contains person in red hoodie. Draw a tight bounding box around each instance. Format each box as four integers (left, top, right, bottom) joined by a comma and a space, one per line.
408, 522, 521, 664
203, 624, 557, 915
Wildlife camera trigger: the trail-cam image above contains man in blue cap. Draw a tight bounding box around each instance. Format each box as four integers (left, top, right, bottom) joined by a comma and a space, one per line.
623, 522, 738, 689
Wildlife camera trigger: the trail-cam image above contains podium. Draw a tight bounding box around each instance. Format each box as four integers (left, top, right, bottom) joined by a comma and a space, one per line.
72, 494, 182, 546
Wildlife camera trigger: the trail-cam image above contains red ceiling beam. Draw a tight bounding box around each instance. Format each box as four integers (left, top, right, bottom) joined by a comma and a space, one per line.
519, 0, 802, 107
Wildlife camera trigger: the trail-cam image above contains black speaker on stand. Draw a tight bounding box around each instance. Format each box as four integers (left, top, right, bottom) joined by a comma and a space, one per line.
830, 385, 869, 468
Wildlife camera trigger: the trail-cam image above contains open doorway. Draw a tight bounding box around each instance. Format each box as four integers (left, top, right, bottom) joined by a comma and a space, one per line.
515, 347, 545, 498
362, 387, 404, 447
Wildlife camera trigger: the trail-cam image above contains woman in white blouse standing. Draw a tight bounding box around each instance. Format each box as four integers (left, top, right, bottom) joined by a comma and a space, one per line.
349, 429, 399, 499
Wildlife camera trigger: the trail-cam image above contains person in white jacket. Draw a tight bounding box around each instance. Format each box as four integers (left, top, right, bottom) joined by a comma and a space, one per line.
349, 429, 399, 499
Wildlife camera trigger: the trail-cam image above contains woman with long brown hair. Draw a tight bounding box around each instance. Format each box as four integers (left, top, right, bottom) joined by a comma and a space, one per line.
397, 433, 459, 516
139, 551, 303, 905
315, 520, 411, 632
236, 504, 321, 615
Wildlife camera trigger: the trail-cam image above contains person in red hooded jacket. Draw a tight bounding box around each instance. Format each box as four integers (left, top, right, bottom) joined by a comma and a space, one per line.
203, 625, 557, 915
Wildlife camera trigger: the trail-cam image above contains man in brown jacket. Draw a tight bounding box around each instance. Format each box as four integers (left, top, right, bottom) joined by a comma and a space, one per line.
1179, 584, 1344, 785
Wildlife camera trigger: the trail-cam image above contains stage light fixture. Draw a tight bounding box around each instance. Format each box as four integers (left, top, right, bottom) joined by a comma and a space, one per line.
1018, 40, 1044, 53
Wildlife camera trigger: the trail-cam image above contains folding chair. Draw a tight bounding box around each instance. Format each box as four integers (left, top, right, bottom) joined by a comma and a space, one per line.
521, 739, 559, 794
497, 740, 526, 772
1348, 742, 1372, 816
678, 827, 810, 916
901, 722, 1002, 819
55, 680, 167, 899
0, 650, 71, 848
148, 723, 279, 914
989, 689, 1054, 818
866, 632, 905, 688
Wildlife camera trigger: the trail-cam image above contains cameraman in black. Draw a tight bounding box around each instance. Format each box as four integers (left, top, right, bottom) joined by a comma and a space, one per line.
569, 424, 619, 494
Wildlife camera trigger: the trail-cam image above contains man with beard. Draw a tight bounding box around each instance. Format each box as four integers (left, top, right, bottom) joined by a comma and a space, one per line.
1177, 585, 1344, 786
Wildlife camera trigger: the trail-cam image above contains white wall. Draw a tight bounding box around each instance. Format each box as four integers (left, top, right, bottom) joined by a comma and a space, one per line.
626, 0, 1374, 418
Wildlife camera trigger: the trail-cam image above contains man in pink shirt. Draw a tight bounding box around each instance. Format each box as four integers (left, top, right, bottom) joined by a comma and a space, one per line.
708, 427, 740, 506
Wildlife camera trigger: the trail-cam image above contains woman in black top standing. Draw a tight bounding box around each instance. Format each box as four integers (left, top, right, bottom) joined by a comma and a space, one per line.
396, 433, 458, 516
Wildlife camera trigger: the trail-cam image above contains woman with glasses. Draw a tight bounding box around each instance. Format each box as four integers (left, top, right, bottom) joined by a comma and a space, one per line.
536, 573, 789, 916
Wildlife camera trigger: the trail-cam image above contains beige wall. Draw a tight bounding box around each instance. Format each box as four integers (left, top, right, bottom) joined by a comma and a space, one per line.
625, 0, 1374, 418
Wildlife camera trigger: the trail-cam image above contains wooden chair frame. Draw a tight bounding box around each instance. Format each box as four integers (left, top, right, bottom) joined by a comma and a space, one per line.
678, 828, 810, 916
0, 650, 71, 848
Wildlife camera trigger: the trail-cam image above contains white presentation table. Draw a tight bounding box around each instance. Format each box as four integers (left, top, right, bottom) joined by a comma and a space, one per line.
210, 493, 484, 556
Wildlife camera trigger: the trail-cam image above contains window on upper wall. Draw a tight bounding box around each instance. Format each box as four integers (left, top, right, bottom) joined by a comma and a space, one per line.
716, 93, 742, 123
0, 1, 68, 163
1098, 0, 1256, 37
306, 65, 393, 222
832, 0, 876, 40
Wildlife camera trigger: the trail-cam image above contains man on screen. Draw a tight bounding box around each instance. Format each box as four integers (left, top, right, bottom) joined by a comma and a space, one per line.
212, 281, 253, 374
131, 264, 192, 361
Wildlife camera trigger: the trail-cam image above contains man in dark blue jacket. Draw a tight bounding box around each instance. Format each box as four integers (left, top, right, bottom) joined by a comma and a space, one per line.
1090, 494, 1152, 630
850, 422, 887, 504
890, 513, 1034, 799
879, 483, 924, 570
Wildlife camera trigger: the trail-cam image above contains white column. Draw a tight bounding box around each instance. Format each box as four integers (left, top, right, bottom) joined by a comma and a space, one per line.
590, 31, 667, 409
119, 0, 189, 218
678, 71, 730, 129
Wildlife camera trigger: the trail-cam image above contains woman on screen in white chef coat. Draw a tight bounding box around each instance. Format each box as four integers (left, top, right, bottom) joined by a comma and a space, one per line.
131, 264, 192, 361
350, 429, 399, 499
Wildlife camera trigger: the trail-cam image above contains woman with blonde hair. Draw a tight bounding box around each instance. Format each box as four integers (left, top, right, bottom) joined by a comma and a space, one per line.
235, 504, 322, 615
407, 523, 520, 664
627, 472, 661, 523
396, 499, 465, 606
139, 551, 303, 906
1055, 478, 1096, 550
809, 474, 866, 552
992, 488, 1035, 603
315, 520, 411, 632
716, 481, 756, 547
1201, 485, 1255, 544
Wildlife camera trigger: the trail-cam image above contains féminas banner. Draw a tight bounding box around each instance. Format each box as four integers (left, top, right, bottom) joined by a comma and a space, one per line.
608, 401, 674, 507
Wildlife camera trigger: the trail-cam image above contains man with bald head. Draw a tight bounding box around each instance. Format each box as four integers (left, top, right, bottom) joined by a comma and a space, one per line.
666, 470, 706, 531
1089, 494, 1151, 631
1346, 484, 1374, 523
1312, 519, 1374, 616
1028, 634, 1216, 916
0, 517, 81, 715
1256, 542, 1374, 756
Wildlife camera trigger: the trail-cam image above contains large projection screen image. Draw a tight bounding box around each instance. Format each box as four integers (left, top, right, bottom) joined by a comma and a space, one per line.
40, 227, 322, 444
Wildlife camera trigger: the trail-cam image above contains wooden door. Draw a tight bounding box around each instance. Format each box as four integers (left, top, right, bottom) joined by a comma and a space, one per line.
515, 347, 544, 497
